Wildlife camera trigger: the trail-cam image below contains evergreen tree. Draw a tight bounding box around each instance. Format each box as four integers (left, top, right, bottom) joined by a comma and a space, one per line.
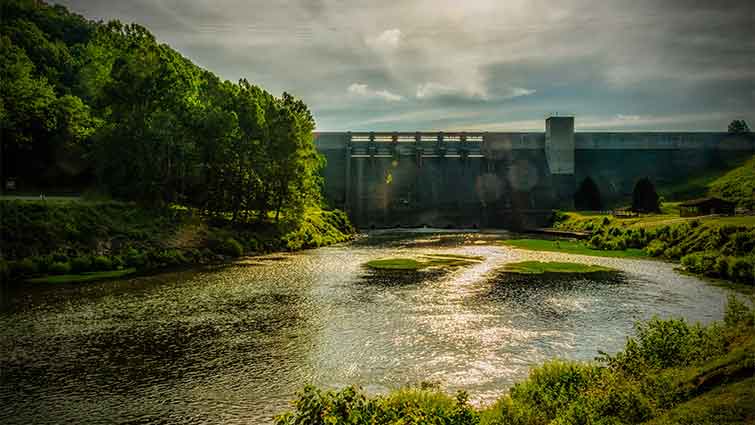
728, 120, 750, 134
632, 178, 661, 213
574, 177, 602, 211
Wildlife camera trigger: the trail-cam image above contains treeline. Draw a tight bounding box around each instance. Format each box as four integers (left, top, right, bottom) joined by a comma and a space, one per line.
1, 0, 322, 223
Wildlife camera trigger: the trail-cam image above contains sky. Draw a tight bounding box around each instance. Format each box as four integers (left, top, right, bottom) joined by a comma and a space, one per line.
55, 0, 754, 132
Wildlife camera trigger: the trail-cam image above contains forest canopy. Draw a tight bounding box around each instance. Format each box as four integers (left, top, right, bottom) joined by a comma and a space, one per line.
0, 0, 323, 223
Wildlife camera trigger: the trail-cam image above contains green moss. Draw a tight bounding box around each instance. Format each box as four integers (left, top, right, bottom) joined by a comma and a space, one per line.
26, 268, 137, 284
502, 261, 616, 275
365, 254, 483, 270
503, 239, 648, 258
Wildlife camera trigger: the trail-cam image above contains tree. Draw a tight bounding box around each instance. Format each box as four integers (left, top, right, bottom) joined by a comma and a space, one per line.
574, 177, 602, 211
728, 120, 750, 134
632, 178, 661, 213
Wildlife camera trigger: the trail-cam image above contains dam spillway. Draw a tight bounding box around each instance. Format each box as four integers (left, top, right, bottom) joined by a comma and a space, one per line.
315, 117, 754, 229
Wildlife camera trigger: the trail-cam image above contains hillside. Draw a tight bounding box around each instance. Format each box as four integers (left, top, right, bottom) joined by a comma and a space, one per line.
709, 155, 755, 209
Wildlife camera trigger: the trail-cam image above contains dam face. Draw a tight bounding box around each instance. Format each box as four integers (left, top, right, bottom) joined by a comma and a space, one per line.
315, 117, 754, 229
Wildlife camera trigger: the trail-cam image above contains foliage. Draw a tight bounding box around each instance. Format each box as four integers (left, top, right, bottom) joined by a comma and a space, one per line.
632, 178, 661, 213
708, 155, 755, 210
574, 177, 603, 211
273, 385, 479, 425
1, 0, 324, 227
727, 119, 750, 134
502, 239, 647, 259
0, 200, 354, 281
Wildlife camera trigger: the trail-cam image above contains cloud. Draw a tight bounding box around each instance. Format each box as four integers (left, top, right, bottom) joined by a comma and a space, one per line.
348, 83, 403, 102
415, 82, 490, 100
367, 28, 402, 52
55, 0, 755, 131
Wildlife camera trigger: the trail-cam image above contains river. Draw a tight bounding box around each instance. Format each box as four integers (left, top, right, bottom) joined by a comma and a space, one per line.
0, 232, 732, 424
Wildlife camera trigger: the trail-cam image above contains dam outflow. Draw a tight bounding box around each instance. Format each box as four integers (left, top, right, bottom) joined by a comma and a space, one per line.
315, 117, 754, 229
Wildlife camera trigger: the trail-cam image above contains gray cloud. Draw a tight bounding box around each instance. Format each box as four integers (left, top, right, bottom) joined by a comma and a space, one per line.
56, 0, 754, 131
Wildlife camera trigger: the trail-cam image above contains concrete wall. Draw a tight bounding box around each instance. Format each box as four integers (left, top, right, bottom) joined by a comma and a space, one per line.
315, 124, 754, 229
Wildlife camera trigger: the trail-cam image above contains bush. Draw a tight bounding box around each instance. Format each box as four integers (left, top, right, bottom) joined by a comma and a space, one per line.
680, 251, 717, 274
48, 261, 71, 275
92, 255, 113, 271
11, 258, 38, 276
509, 360, 601, 421
219, 238, 243, 257
644, 240, 666, 257
727, 257, 754, 283
602, 317, 726, 374
632, 177, 661, 213
574, 177, 603, 211
124, 248, 146, 268
70, 256, 92, 273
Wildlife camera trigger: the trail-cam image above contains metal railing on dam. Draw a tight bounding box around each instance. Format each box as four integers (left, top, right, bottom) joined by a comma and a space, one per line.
346, 132, 485, 159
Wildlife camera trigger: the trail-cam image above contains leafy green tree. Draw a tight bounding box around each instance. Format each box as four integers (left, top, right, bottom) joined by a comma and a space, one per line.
574, 176, 603, 211
632, 178, 661, 213
728, 120, 750, 134
0, 35, 57, 185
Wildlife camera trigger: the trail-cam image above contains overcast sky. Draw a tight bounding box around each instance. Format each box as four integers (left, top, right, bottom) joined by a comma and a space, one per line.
55, 0, 754, 131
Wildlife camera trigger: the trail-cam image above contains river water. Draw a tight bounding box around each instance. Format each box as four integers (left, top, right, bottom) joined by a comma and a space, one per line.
0, 232, 733, 424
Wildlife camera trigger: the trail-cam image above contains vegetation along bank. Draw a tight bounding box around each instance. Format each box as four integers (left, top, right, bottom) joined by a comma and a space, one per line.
274, 296, 755, 424
0, 200, 353, 283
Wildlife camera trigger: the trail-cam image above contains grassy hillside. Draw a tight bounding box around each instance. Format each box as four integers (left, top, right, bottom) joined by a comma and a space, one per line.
274, 296, 755, 424
0, 200, 354, 282
657, 154, 754, 204
709, 155, 755, 210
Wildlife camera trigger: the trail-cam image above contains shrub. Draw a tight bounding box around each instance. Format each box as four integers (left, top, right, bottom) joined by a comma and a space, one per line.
509, 360, 601, 421
680, 251, 717, 274
92, 255, 113, 271
644, 240, 666, 257
70, 256, 92, 273
727, 257, 753, 283
723, 295, 755, 328
33, 255, 54, 273
124, 248, 146, 268
602, 317, 726, 374
11, 258, 38, 276
574, 177, 603, 211
219, 238, 243, 257
48, 261, 71, 275
632, 177, 661, 213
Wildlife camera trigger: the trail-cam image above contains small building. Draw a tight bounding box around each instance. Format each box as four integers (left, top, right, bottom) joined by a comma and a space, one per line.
679, 197, 736, 217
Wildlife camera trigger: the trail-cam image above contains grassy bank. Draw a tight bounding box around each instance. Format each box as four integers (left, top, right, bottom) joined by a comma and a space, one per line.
366, 254, 483, 271
502, 261, 616, 274
0, 200, 354, 283
551, 213, 755, 285
503, 239, 647, 259
274, 296, 755, 424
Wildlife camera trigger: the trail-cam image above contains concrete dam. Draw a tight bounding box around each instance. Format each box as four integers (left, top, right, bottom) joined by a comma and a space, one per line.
315, 117, 754, 229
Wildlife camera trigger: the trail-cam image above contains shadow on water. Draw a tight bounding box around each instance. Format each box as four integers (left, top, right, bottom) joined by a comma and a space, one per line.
358, 268, 448, 287
480, 271, 628, 320
354, 230, 510, 249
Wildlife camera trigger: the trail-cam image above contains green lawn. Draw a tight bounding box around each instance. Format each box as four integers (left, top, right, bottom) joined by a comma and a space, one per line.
26, 268, 137, 284
502, 239, 648, 258
366, 254, 483, 270
503, 261, 616, 274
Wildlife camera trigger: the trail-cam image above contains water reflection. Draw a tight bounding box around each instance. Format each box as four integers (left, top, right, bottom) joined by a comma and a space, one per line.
0, 233, 733, 424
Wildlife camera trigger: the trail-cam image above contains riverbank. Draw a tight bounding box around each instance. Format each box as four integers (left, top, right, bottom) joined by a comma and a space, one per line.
275, 296, 755, 424
0, 200, 355, 284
